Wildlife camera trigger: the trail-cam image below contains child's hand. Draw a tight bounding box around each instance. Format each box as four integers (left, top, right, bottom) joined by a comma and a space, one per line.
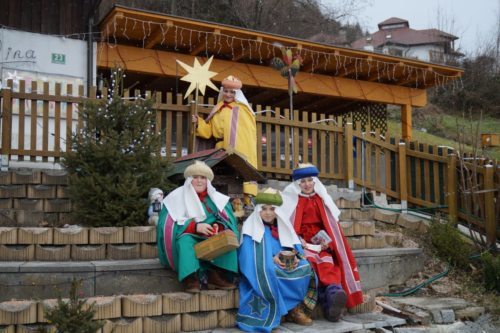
293, 256, 299, 269
273, 254, 286, 269
196, 223, 214, 236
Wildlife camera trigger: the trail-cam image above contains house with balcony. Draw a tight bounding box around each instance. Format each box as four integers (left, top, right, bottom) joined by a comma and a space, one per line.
351, 17, 461, 64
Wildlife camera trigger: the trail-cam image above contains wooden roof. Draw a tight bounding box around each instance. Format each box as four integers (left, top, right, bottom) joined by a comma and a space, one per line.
97, 6, 463, 111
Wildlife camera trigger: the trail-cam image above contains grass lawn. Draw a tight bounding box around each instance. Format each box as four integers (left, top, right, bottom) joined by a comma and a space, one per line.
387, 114, 500, 160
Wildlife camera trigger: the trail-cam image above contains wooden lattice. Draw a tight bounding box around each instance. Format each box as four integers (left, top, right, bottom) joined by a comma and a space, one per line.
339, 103, 387, 133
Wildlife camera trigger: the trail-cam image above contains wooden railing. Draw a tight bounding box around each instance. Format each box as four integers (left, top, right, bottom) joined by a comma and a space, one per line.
1, 80, 498, 245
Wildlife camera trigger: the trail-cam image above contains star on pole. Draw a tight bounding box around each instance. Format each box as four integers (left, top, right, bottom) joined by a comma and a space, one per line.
176, 56, 219, 99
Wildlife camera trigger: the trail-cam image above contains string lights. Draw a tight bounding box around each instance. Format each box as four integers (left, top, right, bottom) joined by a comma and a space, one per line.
97, 15, 462, 90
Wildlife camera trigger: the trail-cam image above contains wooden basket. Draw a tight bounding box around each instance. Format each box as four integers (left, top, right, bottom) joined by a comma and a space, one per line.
194, 230, 238, 261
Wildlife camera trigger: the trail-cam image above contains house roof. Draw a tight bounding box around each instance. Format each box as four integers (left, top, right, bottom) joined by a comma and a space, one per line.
378, 17, 409, 29
353, 18, 458, 51
167, 148, 264, 183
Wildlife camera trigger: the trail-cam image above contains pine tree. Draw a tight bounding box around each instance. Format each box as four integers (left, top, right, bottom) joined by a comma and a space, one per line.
62, 69, 173, 226
43, 279, 103, 333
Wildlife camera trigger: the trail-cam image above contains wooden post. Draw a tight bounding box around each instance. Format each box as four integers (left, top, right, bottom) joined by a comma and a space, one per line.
446, 154, 458, 223
0, 85, 12, 170
345, 122, 354, 189
483, 165, 496, 247
401, 104, 412, 141
398, 142, 408, 211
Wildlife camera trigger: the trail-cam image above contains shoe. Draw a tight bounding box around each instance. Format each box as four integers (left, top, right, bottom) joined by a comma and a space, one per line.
286, 305, 313, 326
207, 269, 236, 290
183, 274, 200, 293
325, 289, 347, 322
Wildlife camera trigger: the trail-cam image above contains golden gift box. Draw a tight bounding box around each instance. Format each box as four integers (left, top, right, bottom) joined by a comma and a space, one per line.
194, 230, 239, 261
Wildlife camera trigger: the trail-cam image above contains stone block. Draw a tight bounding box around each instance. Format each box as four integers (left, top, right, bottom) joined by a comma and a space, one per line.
337, 198, 360, 208
13, 199, 43, 211
35, 245, 71, 261
340, 221, 355, 236
107, 244, 140, 260
199, 290, 235, 311
181, 311, 217, 331
455, 306, 484, 321
140, 243, 158, 259
41, 171, 68, 185
56, 186, 70, 198
57, 213, 74, 226
0, 300, 37, 325
43, 199, 71, 213
53, 227, 88, 244
218, 309, 237, 328
353, 221, 375, 236
162, 292, 199, 314
0, 210, 15, 226
440, 309, 455, 324
124, 226, 156, 243
418, 220, 430, 233
381, 231, 403, 247
15, 325, 56, 333
97, 320, 114, 333
17, 228, 53, 244
0, 172, 11, 185
0, 245, 34, 261
339, 209, 351, 220
26, 185, 56, 199
365, 234, 387, 249
0, 186, 26, 199
351, 209, 373, 220
71, 245, 106, 261
348, 294, 376, 314
110, 318, 142, 333
346, 236, 366, 250
0, 199, 12, 210
397, 214, 423, 230
0, 324, 15, 333
122, 294, 162, 317
37, 299, 66, 323
89, 227, 123, 244
373, 209, 398, 224
14, 211, 44, 227
0, 228, 17, 244
85, 296, 121, 320
11, 171, 41, 185
142, 315, 181, 333
41, 213, 59, 227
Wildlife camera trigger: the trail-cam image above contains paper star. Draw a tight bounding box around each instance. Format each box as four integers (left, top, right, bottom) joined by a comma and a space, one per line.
6, 70, 23, 83
176, 56, 219, 99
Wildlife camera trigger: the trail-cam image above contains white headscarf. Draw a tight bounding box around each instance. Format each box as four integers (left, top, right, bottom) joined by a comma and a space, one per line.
241, 203, 300, 248
206, 86, 255, 121
162, 177, 229, 225
282, 177, 341, 222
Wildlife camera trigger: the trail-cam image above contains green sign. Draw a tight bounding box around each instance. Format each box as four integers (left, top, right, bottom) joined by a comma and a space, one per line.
51, 53, 66, 65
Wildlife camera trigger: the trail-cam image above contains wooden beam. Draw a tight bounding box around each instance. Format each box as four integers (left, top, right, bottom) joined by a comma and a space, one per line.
401, 104, 412, 140
145, 20, 173, 49
98, 43, 428, 107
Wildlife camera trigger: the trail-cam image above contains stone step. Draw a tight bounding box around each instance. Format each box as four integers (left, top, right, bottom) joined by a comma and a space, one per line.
0, 247, 424, 302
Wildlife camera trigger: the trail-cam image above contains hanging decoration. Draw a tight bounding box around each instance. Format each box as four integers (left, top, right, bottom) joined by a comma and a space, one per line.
270, 43, 302, 95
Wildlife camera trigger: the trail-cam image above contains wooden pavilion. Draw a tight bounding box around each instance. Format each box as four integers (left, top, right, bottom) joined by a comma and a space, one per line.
97, 5, 463, 140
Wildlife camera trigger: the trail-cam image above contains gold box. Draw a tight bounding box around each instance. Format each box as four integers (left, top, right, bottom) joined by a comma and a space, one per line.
194, 230, 239, 261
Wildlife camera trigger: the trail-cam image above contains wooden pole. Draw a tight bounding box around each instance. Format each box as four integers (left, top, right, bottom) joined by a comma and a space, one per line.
345, 122, 354, 189
398, 142, 408, 211
483, 165, 496, 247
188, 83, 199, 154
446, 154, 458, 223
1, 84, 12, 170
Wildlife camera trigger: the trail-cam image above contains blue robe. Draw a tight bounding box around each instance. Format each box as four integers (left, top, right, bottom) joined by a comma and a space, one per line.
237, 226, 311, 332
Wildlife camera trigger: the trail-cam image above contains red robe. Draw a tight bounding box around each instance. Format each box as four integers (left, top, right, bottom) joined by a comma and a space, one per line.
293, 193, 363, 308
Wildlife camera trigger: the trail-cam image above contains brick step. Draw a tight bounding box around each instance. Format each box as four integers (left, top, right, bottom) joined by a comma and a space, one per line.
0, 248, 424, 302
0, 291, 411, 333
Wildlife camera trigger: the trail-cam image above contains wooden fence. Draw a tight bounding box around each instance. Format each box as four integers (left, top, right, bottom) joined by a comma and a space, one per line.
1, 80, 498, 245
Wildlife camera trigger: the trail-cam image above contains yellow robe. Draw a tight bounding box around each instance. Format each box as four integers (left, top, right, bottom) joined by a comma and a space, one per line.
196, 101, 257, 169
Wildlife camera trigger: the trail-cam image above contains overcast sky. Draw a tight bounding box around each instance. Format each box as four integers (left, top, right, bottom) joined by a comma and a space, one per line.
323, 0, 499, 55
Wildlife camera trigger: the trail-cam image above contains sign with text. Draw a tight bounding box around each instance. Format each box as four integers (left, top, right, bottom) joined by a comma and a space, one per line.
51, 53, 66, 64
